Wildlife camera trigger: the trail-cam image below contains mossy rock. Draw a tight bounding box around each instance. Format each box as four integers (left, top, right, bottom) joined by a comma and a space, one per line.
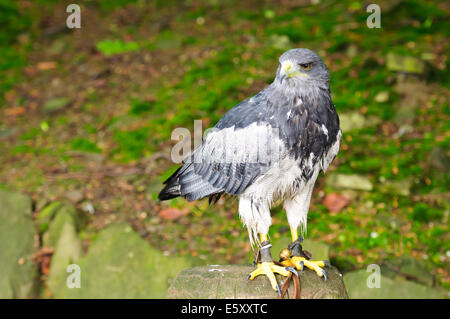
380, 256, 435, 288
167, 264, 347, 299
57, 223, 191, 298
0, 190, 38, 298
344, 269, 445, 299
386, 53, 426, 75
326, 173, 373, 191
41, 203, 78, 247
44, 206, 82, 297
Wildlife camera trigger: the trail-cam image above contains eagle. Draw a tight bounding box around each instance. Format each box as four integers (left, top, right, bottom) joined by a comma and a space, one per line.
159, 48, 341, 295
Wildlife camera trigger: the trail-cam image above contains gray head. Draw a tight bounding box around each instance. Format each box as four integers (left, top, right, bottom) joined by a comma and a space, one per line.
275, 48, 330, 91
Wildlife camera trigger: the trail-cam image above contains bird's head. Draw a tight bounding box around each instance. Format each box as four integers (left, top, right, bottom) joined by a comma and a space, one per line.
276, 48, 330, 91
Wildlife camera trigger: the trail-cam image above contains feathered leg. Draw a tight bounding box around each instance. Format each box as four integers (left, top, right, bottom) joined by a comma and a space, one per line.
283, 188, 329, 280
239, 198, 296, 295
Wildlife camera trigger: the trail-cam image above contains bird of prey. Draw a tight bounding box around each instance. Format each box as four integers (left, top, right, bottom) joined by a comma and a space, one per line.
159, 48, 341, 295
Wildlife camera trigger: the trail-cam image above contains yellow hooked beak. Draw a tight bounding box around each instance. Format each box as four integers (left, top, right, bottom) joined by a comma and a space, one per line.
280, 61, 307, 83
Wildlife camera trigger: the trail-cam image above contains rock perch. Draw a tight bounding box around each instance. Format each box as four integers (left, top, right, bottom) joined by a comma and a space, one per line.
167, 264, 348, 299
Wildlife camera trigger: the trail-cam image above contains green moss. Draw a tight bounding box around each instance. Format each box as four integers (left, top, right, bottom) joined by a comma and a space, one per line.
410, 203, 444, 223
96, 39, 140, 56
128, 98, 154, 115
70, 137, 101, 153
113, 128, 152, 162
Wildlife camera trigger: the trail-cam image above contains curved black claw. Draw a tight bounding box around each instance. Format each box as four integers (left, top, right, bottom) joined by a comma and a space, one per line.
246, 274, 251, 284
323, 260, 331, 267
276, 285, 282, 297
285, 266, 298, 277
321, 269, 327, 281
299, 261, 304, 272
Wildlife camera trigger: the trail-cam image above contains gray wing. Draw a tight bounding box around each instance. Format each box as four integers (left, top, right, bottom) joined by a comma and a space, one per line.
163, 95, 287, 202
187, 121, 285, 195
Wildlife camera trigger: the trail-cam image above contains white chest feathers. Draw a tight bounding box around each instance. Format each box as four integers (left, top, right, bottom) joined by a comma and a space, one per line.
241, 129, 341, 204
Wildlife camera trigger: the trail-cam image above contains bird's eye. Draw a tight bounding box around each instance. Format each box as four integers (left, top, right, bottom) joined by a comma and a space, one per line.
299, 63, 312, 71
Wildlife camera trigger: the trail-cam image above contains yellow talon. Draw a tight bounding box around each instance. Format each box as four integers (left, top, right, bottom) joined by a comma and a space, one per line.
281, 255, 328, 280
281, 256, 305, 269
304, 259, 327, 278
283, 227, 328, 280
247, 261, 291, 293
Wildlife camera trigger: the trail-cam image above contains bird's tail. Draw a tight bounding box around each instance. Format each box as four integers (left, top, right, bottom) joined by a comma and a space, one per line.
158, 167, 183, 201
158, 184, 181, 200
158, 163, 223, 202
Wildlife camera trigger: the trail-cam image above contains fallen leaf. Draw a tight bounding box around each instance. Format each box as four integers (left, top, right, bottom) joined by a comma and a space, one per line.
92, 78, 107, 88
37, 61, 58, 71
158, 207, 188, 220
323, 193, 350, 213
117, 180, 134, 191
4, 106, 26, 116
5, 90, 16, 103
24, 66, 37, 76
32, 247, 54, 275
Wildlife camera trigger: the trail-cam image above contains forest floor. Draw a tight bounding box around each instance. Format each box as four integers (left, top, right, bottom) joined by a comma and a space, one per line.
0, 0, 449, 292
